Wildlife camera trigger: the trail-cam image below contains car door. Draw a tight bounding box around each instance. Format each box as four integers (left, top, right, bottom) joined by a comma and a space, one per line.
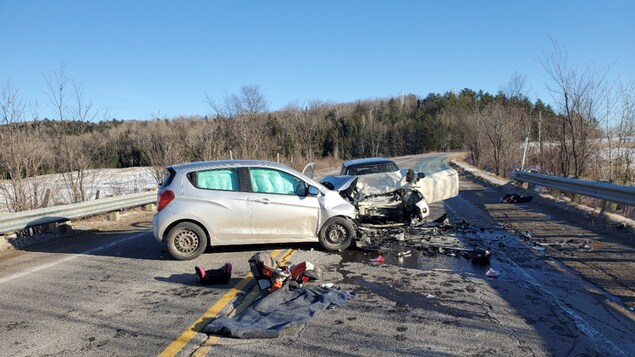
247, 167, 320, 242
410, 168, 460, 203
182, 167, 251, 245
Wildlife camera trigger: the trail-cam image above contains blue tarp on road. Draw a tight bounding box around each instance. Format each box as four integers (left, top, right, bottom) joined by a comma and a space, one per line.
203, 283, 355, 339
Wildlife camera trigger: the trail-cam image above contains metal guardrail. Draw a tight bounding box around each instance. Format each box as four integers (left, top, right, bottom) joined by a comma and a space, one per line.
0, 191, 157, 234
513, 171, 635, 206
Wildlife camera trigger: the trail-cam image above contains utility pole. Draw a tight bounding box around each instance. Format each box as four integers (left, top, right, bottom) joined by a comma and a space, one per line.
538, 111, 543, 171
521, 132, 529, 171
606, 99, 613, 181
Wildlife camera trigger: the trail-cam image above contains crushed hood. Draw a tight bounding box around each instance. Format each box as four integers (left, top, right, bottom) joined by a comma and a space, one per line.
319, 175, 358, 197
322, 168, 459, 204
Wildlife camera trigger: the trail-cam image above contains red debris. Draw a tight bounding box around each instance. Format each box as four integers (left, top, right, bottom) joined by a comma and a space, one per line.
370, 255, 385, 263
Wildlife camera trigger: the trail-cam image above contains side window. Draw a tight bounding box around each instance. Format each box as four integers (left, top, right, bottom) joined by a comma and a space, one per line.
194, 168, 239, 191
249, 168, 306, 196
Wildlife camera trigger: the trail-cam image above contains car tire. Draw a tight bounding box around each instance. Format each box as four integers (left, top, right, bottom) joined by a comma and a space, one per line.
319, 217, 355, 251
166, 222, 208, 260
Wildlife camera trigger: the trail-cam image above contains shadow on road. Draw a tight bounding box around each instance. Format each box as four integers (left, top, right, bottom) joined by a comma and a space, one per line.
5, 219, 322, 263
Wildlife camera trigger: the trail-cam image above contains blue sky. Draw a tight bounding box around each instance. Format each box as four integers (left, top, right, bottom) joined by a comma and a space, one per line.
1, 0, 633, 120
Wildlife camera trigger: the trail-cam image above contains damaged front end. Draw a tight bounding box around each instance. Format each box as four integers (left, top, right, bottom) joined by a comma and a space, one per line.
321, 168, 458, 226
321, 173, 428, 226
355, 189, 427, 225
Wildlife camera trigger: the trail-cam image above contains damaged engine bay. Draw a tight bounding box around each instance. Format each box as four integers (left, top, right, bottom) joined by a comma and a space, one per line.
355, 189, 425, 225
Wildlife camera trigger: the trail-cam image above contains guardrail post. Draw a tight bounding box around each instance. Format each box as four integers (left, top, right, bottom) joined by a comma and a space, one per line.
0, 232, 16, 251
568, 192, 582, 204
56, 221, 73, 234
601, 200, 617, 214
600, 180, 617, 213
550, 188, 561, 199
144, 203, 156, 212
526, 173, 536, 189
109, 211, 121, 221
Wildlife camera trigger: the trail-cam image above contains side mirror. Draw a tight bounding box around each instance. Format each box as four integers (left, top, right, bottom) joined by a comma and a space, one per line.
413, 172, 425, 184
307, 185, 320, 196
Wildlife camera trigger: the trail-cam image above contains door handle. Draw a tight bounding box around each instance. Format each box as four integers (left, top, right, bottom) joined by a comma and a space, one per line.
254, 198, 270, 204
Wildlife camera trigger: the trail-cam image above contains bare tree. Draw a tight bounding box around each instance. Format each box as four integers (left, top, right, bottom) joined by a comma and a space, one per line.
501, 72, 527, 99
538, 41, 610, 177
205, 85, 267, 118
229, 115, 266, 160
189, 119, 225, 161
43, 65, 111, 202
44, 63, 70, 120
205, 91, 237, 119
0, 80, 52, 211
55, 133, 103, 203
239, 85, 268, 115
138, 120, 187, 185
280, 104, 323, 161
359, 104, 386, 157
613, 83, 635, 184
1, 79, 24, 124
479, 102, 525, 176
73, 82, 95, 121
457, 96, 486, 167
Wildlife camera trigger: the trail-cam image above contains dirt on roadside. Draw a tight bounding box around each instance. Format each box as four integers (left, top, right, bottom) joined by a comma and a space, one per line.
71, 209, 154, 232
453, 165, 635, 311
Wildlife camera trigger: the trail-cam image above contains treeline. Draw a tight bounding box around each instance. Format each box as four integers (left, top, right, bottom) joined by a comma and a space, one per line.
0, 89, 559, 209
1, 90, 559, 175
2, 86, 633, 214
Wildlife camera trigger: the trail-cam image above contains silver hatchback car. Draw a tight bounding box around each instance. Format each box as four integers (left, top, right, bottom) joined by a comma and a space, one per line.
153, 160, 357, 260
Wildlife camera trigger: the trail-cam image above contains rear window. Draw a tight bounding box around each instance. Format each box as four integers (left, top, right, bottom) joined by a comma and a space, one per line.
190, 168, 240, 191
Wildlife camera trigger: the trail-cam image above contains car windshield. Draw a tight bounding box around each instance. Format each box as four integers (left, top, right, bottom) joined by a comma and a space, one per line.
346, 162, 398, 176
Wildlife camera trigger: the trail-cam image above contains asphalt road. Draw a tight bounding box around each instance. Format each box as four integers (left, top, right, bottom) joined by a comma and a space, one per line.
1, 153, 633, 356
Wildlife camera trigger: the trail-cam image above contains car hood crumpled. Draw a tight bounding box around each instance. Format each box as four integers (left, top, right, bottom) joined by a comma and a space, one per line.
322, 168, 459, 204
320, 175, 358, 196
355, 169, 411, 197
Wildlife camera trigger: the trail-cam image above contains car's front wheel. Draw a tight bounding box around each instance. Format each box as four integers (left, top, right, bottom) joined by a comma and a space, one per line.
166, 222, 208, 260
319, 217, 355, 251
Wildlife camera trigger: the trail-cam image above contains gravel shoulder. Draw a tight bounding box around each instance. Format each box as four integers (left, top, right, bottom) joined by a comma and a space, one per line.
450, 159, 635, 311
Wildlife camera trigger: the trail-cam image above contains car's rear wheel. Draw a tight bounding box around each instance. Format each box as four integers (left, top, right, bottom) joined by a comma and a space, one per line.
319, 217, 355, 251
166, 222, 208, 260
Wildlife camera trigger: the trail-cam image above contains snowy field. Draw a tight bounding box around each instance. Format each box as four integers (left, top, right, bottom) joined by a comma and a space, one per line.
0, 167, 158, 212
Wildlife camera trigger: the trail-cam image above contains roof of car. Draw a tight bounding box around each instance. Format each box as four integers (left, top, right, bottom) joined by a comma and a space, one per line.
342, 157, 396, 168
168, 160, 298, 173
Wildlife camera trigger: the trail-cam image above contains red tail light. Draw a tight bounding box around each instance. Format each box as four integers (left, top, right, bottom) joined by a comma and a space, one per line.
157, 190, 175, 211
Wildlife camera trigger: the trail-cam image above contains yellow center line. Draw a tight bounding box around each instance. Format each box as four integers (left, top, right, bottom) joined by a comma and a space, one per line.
158, 248, 295, 357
